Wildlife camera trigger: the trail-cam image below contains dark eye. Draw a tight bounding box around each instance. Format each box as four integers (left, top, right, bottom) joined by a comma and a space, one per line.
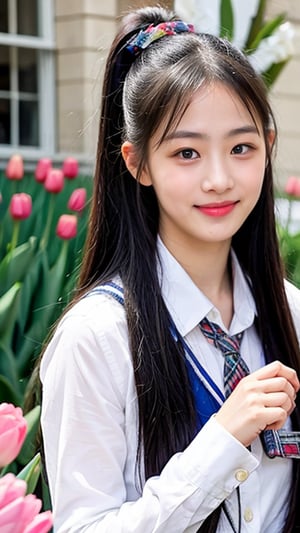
179, 149, 198, 159
231, 144, 249, 155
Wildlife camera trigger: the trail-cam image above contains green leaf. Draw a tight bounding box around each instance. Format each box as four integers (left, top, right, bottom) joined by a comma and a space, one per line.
17, 243, 69, 376
248, 13, 285, 50
0, 375, 22, 405
262, 59, 288, 88
245, 0, 267, 49
17, 452, 41, 494
18, 405, 41, 465
220, 0, 234, 40
0, 342, 20, 392
0, 283, 21, 348
0, 236, 37, 297
16, 248, 45, 334
41, 474, 52, 510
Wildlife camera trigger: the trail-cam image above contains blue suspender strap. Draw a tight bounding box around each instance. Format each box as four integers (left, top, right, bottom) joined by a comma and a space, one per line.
88, 282, 224, 429
170, 322, 224, 429
86, 281, 125, 304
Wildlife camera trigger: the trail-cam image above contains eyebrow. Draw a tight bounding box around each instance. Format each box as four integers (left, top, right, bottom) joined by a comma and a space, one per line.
163, 125, 259, 142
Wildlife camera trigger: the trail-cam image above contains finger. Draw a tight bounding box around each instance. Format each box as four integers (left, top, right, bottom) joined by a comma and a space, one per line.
263, 392, 294, 412
252, 361, 300, 392
259, 377, 296, 398
262, 407, 288, 430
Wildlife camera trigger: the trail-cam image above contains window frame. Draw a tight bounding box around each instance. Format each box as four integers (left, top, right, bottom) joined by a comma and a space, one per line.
0, 0, 55, 159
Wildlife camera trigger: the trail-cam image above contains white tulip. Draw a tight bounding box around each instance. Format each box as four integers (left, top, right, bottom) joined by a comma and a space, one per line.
174, 0, 260, 48
248, 22, 295, 74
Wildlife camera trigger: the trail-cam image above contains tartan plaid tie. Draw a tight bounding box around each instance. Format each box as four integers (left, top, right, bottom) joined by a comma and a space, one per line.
200, 317, 247, 398
199, 317, 300, 459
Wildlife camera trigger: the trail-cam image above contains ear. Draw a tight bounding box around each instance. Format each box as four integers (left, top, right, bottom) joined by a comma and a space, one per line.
267, 128, 276, 150
121, 141, 152, 186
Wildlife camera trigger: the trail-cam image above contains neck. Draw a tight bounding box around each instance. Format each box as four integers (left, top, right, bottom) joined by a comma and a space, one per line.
160, 236, 234, 327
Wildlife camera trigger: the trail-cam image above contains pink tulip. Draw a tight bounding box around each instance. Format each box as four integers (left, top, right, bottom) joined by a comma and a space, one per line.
24, 510, 53, 533
293, 180, 300, 198
0, 404, 27, 466
44, 168, 64, 193
67, 187, 87, 212
284, 176, 300, 196
35, 159, 52, 183
0, 474, 27, 507
5, 155, 24, 180
62, 157, 79, 179
56, 214, 77, 239
0, 475, 52, 533
9, 193, 32, 221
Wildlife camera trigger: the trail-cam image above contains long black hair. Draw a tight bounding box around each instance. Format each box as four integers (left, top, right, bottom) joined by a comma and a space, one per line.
60, 6, 300, 532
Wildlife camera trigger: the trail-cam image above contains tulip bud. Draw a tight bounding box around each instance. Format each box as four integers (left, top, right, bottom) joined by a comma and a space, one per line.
67, 188, 87, 212
285, 176, 299, 196
56, 214, 77, 239
44, 168, 64, 193
35, 158, 52, 183
62, 157, 79, 179
294, 180, 300, 198
9, 193, 32, 220
0, 403, 27, 467
5, 154, 24, 180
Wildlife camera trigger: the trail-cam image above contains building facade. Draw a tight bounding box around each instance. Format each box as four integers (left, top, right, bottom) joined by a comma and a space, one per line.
0, 0, 299, 186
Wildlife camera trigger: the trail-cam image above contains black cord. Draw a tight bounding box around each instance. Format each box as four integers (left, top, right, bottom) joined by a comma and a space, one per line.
221, 487, 241, 533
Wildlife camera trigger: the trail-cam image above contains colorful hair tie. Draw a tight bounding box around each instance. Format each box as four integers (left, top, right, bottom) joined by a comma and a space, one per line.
126, 21, 195, 56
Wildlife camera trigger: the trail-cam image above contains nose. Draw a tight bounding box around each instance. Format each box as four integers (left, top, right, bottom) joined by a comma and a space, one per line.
201, 155, 234, 193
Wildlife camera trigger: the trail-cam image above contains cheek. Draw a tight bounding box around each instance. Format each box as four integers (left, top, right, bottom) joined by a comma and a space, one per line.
155, 167, 196, 195
247, 165, 265, 204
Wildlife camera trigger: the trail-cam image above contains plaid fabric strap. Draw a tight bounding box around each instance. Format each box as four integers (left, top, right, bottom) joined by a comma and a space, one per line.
199, 317, 300, 459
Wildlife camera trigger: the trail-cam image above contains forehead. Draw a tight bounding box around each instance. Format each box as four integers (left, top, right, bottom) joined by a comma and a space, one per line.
154, 82, 263, 146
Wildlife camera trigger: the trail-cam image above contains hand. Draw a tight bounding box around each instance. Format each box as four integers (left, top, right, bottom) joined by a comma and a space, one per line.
215, 360, 299, 448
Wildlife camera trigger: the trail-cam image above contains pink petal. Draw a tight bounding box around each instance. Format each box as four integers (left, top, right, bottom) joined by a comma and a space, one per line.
24, 511, 53, 533
0, 474, 26, 508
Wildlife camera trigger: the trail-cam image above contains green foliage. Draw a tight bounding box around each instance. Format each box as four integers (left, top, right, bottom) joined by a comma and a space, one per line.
247, 13, 285, 50
220, 0, 234, 40
275, 192, 300, 289
0, 169, 92, 407
278, 226, 300, 289
245, 0, 267, 48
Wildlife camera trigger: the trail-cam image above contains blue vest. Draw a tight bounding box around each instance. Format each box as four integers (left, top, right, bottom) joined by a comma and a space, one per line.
88, 281, 224, 430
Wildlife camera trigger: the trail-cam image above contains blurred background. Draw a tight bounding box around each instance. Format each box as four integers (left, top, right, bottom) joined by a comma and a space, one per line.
0, 0, 299, 187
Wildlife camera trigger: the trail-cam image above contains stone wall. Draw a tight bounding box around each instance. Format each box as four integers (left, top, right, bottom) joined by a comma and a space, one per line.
266, 0, 300, 188
54, 0, 118, 157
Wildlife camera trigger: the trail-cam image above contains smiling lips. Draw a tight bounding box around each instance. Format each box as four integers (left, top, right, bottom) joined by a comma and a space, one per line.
196, 201, 238, 217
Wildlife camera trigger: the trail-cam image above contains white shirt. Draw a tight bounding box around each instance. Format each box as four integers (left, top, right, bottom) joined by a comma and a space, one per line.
40, 241, 300, 533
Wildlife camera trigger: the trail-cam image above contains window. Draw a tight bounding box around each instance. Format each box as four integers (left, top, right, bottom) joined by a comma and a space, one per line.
0, 0, 55, 155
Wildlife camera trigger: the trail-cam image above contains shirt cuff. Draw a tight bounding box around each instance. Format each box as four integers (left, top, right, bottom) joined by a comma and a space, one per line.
176, 415, 259, 499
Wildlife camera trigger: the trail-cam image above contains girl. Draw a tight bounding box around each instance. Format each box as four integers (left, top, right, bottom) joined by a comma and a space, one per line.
40, 5, 300, 532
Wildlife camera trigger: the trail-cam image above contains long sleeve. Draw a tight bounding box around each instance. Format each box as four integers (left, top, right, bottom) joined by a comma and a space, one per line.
40, 295, 258, 533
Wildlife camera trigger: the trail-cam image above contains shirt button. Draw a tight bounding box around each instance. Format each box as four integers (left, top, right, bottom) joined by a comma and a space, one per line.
244, 507, 254, 522
235, 469, 249, 482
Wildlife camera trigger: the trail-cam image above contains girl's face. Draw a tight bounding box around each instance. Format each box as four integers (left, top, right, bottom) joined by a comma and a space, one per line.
124, 83, 268, 255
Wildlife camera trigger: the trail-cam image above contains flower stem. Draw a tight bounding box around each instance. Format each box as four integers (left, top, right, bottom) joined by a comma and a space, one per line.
286, 198, 292, 232
40, 194, 55, 249
10, 220, 20, 253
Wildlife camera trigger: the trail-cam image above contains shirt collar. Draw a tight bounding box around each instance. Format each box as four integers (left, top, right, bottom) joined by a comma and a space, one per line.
157, 237, 256, 337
